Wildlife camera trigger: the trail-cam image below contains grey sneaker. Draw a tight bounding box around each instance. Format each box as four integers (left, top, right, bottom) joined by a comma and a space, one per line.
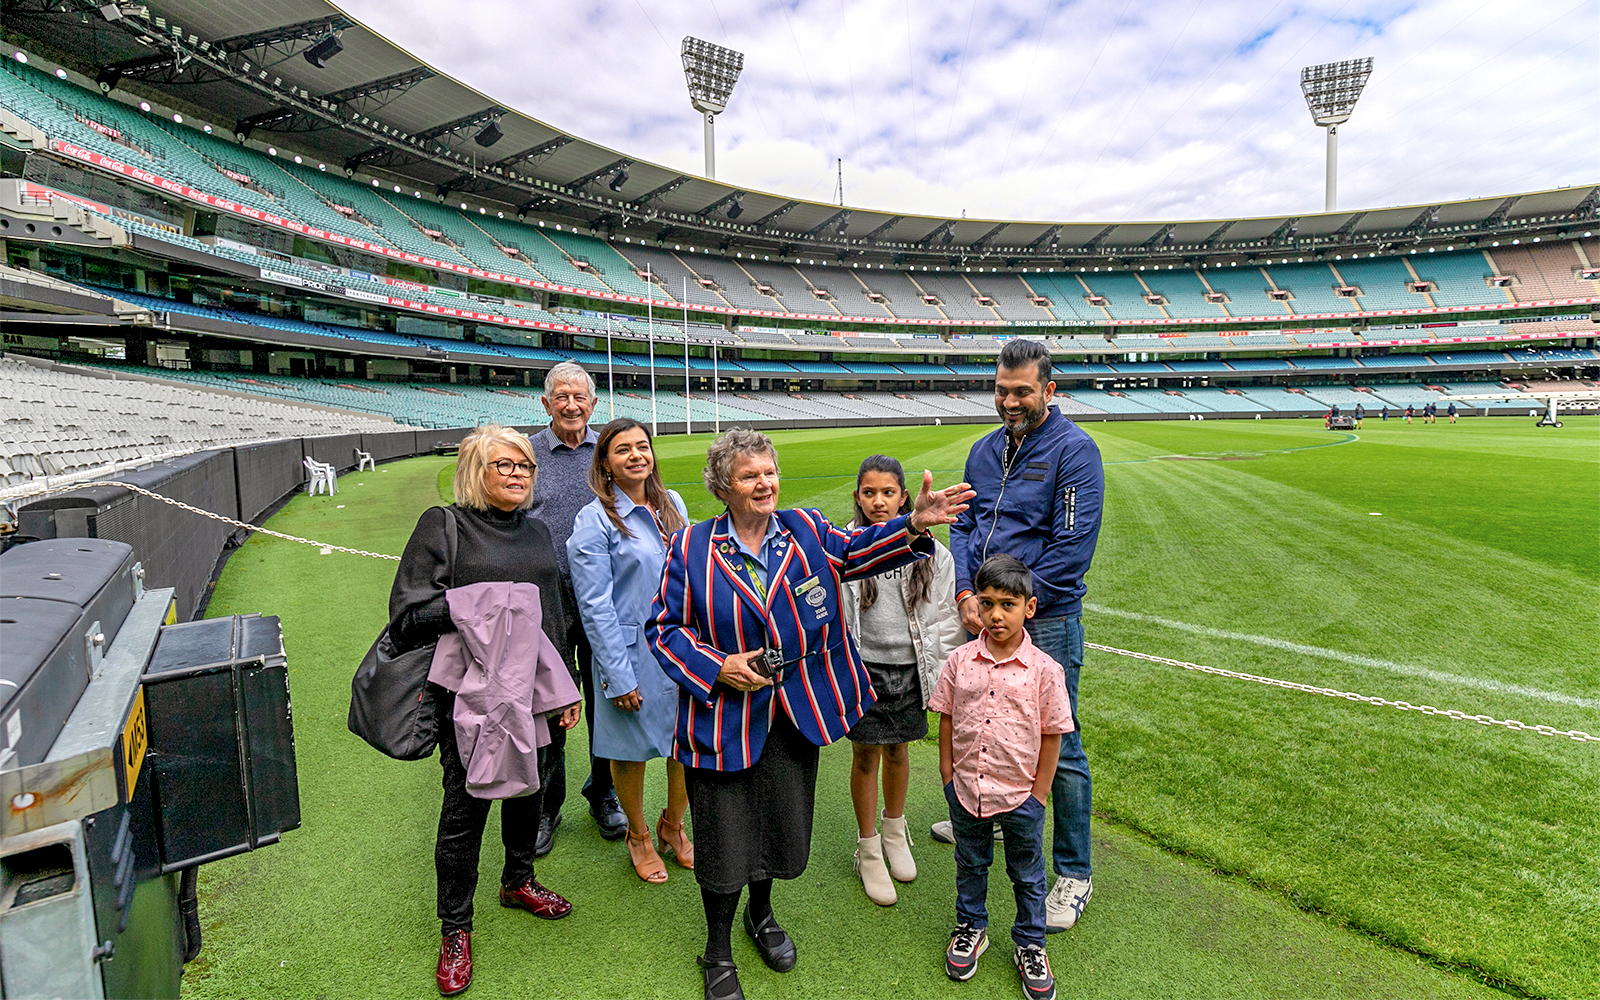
1014, 944, 1055, 1000
945, 924, 988, 981
1044, 876, 1092, 932
930, 820, 1002, 845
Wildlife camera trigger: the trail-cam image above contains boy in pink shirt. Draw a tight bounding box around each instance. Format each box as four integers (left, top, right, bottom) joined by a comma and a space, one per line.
929, 555, 1074, 1000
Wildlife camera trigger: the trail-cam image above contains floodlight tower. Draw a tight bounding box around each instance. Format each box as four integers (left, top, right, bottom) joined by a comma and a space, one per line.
682, 37, 744, 179
1300, 57, 1373, 212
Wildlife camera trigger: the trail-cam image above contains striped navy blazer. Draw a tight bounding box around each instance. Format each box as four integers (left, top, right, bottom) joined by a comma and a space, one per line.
649, 507, 933, 771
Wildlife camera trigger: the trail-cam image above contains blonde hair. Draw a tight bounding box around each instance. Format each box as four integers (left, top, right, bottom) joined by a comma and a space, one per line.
454, 424, 537, 511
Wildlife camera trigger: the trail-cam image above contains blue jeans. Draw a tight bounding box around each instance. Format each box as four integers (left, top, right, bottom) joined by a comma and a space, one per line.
945, 783, 1048, 948
1025, 615, 1092, 880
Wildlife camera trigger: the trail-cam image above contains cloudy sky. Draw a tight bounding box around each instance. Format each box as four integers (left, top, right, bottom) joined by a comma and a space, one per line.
339, 0, 1598, 224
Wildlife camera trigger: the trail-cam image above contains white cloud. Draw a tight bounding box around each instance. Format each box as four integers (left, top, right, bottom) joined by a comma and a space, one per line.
340, 0, 1600, 222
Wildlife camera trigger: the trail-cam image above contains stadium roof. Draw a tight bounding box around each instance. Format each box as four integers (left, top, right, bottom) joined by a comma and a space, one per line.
6, 0, 1596, 264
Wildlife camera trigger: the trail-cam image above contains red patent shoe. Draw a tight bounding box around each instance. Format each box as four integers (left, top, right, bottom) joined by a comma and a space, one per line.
436, 930, 472, 996
499, 878, 572, 920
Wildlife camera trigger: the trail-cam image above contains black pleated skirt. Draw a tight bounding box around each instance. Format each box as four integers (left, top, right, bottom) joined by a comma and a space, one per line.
684, 708, 820, 894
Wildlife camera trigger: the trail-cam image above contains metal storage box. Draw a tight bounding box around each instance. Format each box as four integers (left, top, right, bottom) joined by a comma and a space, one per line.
0, 538, 138, 769
140, 614, 300, 872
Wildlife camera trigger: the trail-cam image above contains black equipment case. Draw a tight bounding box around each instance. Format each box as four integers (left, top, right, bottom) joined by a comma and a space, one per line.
140, 614, 301, 871
0, 539, 139, 768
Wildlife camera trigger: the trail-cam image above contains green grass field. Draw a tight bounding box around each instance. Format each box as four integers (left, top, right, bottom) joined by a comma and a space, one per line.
186, 416, 1599, 999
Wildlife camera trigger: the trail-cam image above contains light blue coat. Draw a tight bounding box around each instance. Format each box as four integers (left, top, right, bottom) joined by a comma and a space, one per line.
567, 489, 690, 762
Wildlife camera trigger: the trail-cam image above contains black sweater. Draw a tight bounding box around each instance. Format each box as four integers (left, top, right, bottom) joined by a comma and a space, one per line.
387, 504, 572, 669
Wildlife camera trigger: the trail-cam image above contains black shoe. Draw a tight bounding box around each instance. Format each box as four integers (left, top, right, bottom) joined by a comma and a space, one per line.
534, 810, 561, 858
743, 908, 796, 973
590, 793, 627, 841
697, 956, 743, 1000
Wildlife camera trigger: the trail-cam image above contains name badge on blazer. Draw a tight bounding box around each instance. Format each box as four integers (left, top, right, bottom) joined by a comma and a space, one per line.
793, 574, 835, 625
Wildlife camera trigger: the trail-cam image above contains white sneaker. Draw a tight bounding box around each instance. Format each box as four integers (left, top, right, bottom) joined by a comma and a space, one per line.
1044, 876, 1092, 932
930, 820, 1003, 844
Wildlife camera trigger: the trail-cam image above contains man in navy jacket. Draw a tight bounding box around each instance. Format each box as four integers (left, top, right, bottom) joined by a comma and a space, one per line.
945, 338, 1104, 933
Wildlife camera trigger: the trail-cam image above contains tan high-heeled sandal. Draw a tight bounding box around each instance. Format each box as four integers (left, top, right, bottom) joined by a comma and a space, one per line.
656, 809, 695, 870
626, 829, 668, 884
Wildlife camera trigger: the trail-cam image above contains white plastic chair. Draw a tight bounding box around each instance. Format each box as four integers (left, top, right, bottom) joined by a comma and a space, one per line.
354, 447, 375, 472
302, 456, 337, 495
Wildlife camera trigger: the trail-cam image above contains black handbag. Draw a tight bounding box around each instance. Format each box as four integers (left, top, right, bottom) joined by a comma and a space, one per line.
348, 507, 457, 760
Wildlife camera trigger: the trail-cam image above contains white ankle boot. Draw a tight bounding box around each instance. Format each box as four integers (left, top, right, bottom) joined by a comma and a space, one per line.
880, 813, 917, 882
855, 833, 897, 906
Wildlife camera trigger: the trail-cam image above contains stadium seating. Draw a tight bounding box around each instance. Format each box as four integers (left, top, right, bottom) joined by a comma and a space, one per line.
967, 274, 1049, 321
1077, 272, 1168, 321
0, 356, 397, 481
611, 245, 729, 309
1068, 391, 1154, 414
1331, 258, 1421, 312
1119, 389, 1213, 414
1296, 386, 1380, 409
1177, 388, 1276, 413
1264, 263, 1358, 315
1022, 275, 1094, 322
1198, 268, 1290, 318
537, 227, 657, 298
1411, 252, 1500, 308
10, 58, 1593, 342
1142, 270, 1226, 319
913, 273, 992, 322
1225, 358, 1296, 371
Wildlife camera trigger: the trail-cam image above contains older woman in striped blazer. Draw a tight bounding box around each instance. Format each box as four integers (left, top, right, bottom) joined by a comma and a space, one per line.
649, 428, 972, 1000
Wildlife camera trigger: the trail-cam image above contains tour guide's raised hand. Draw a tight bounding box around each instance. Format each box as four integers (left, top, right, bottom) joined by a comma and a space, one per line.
909, 469, 974, 532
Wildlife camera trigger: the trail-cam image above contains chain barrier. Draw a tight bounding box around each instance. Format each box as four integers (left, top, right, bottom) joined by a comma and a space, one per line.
9, 480, 1593, 742
3, 479, 401, 561
1086, 642, 1599, 743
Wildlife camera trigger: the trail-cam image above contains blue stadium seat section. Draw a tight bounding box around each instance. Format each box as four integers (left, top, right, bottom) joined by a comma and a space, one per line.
1413, 254, 1505, 309
1143, 270, 1226, 319
1333, 258, 1423, 312
1198, 268, 1289, 318
1078, 272, 1167, 320
1264, 263, 1357, 315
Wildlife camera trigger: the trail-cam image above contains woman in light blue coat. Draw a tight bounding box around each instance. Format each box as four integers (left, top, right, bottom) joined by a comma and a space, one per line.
567, 418, 694, 885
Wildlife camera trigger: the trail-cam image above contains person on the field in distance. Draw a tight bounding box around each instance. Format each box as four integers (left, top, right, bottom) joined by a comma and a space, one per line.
946, 338, 1104, 934
528, 361, 628, 853
840, 455, 963, 907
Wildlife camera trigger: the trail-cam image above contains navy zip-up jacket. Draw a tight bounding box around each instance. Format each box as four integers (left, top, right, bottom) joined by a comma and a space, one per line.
949, 406, 1104, 620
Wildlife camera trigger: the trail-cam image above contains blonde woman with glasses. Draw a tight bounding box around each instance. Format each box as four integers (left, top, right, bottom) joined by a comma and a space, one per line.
388, 424, 581, 997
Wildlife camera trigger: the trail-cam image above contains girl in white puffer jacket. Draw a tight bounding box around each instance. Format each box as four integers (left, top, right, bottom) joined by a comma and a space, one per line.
842, 455, 964, 907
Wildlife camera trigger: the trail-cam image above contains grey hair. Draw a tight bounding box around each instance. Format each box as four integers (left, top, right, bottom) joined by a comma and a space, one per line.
702, 427, 779, 501
543, 361, 597, 398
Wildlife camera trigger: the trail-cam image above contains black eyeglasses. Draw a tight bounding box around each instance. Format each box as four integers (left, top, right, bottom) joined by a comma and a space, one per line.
489, 459, 535, 476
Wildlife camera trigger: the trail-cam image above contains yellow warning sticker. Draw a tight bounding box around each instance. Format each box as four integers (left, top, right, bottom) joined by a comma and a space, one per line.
121, 687, 148, 800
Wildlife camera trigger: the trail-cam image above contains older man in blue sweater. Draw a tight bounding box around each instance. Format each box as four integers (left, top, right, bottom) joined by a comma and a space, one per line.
941, 338, 1105, 933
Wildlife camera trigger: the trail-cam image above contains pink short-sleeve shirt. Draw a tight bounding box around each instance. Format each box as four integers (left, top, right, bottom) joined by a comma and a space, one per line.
928, 631, 1074, 819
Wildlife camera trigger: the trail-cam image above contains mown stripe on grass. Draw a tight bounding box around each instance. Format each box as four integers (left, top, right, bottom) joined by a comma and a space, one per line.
1084, 602, 1600, 709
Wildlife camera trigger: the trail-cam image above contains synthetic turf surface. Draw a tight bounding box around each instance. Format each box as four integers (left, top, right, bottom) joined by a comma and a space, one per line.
186, 417, 1597, 998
